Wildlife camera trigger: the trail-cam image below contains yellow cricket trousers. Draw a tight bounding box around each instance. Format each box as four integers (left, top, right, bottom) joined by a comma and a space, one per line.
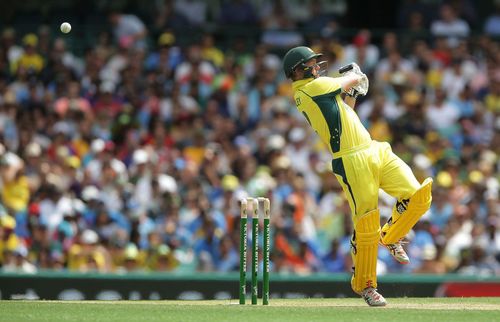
331, 140, 421, 222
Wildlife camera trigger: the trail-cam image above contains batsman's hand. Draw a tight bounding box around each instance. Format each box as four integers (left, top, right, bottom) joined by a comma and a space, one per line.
339, 63, 369, 98
353, 72, 369, 96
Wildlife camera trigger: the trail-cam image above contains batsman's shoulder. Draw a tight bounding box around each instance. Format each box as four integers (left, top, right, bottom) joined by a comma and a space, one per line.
308, 76, 341, 96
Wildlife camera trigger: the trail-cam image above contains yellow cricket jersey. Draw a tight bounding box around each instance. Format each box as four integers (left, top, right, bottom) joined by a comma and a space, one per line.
12, 53, 44, 74
292, 77, 371, 157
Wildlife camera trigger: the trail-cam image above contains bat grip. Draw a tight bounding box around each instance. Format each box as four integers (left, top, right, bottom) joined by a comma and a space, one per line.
339, 64, 353, 74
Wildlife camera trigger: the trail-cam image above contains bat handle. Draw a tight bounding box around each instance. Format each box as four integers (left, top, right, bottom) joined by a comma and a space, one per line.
339, 64, 353, 74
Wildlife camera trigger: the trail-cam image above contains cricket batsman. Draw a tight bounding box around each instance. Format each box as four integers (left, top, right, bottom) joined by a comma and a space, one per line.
283, 46, 433, 306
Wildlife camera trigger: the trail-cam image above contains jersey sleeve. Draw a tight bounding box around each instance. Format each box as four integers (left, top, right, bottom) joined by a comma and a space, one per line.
307, 77, 342, 97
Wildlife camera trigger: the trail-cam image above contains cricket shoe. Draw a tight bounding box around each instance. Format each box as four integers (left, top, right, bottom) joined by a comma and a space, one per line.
382, 239, 410, 265
361, 287, 387, 307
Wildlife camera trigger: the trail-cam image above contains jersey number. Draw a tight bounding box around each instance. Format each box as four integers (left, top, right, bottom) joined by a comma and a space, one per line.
295, 97, 301, 106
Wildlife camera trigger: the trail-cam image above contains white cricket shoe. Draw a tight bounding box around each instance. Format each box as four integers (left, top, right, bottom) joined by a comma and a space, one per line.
383, 240, 410, 264
361, 287, 387, 307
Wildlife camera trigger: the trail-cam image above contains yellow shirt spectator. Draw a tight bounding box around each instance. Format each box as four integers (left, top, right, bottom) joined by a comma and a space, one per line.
11, 33, 44, 74
2, 175, 30, 212
485, 93, 500, 113
13, 54, 44, 74
201, 34, 224, 68
0, 215, 20, 264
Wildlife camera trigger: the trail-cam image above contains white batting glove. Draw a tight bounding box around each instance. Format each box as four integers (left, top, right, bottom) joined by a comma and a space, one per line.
339, 63, 369, 98
353, 73, 369, 96
349, 63, 369, 96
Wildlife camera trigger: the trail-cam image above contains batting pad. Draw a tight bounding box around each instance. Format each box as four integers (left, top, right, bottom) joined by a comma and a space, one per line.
381, 177, 433, 245
351, 209, 380, 294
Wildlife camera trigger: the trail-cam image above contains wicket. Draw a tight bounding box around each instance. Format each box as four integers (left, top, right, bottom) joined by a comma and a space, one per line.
239, 197, 271, 305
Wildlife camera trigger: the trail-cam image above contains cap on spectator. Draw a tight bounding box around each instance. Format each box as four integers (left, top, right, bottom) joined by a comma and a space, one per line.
414, 153, 432, 170
158, 174, 178, 194
124, 243, 139, 260
73, 199, 86, 214
0, 215, 16, 230
272, 97, 289, 114
82, 186, 100, 202
25, 142, 42, 158
422, 245, 437, 260
468, 170, 484, 184
133, 149, 149, 165
65, 156, 81, 169
273, 155, 291, 169
390, 71, 408, 86
266, 134, 285, 151
81, 229, 99, 244
222, 174, 239, 191
91, 139, 106, 153
158, 32, 175, 47
436, 171, 452, 188
3, 152, 23, 168
58, 198, 76, 218
13, 245, 28, 257
157, 244, 171, 257
289, 127, 306, 143
248, 168, 277, 196
23, 33, 38, 47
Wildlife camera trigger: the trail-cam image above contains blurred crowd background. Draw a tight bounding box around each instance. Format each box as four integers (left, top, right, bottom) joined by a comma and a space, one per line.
0, 0, 499, 276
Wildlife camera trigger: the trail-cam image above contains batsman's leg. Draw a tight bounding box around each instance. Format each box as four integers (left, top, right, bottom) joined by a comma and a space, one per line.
331, 152, 385, 305
350, 209, 383, 302
381, 177, 433, 244
377, 142, 433, 256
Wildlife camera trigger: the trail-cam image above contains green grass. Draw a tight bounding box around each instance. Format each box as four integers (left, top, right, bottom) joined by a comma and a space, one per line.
1, 298, 500, 322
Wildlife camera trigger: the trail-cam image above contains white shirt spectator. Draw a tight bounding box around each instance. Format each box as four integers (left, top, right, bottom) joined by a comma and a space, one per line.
425, 99, 460, 131
431, 4, 470, 47
175, 0, 207, 26
159, 94, 199, 122
441, 69, 467, 101
374, 53, 414, 86
112, 14, 147, 50
431, 19, 470, 38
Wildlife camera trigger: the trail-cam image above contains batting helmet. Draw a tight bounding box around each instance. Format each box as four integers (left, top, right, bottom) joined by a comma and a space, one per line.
283, 46, 323, 79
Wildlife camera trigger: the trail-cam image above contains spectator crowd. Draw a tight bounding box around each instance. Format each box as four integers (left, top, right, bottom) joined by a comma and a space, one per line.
0, 0, 499, 277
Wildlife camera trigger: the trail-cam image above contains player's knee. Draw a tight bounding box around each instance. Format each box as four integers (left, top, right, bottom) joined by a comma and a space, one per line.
354, 209, 380, 229
408, 177, 433, 209
353, 209, 380, 243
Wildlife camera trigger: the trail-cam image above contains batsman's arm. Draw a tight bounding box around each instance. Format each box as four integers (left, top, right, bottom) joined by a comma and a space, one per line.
343, 95, 357, 109
336, 73, 362, 109
337, 73, 363, 93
